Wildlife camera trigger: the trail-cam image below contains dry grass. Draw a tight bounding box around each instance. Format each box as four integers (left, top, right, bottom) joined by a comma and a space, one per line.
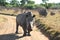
0, 8, 60, 33
0, 9, 60, 40
39, 10, 60, 32
0, 16, 7, 23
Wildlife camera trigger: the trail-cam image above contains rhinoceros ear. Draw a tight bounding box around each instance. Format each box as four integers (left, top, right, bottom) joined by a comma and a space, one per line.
33, 15, 35, 18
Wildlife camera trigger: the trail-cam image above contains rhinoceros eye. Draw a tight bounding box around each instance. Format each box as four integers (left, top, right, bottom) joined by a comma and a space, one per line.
26, 15, 29, 18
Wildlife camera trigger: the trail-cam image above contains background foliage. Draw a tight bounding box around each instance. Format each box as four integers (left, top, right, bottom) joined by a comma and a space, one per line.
0, 0, 60, 9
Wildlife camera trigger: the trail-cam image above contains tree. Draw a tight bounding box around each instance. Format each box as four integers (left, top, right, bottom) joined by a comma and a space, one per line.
27, 1, 35, 4
5, 2, 13, 7
0, 0, 6, 6
24, 1, 35, 9
42, 0, 48, 3
10, 0, 20, 7
20, 0, 29, 6
42, 0, 51, 9
20, 0, 35, 9
20, 0, 29, 5
20, 0, 35, 13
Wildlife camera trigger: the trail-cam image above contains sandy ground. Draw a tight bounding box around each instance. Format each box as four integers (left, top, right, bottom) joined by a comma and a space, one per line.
0, 15, 49, 40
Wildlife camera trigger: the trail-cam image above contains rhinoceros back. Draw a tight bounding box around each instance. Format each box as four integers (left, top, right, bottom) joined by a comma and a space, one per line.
16, 14, 26, 26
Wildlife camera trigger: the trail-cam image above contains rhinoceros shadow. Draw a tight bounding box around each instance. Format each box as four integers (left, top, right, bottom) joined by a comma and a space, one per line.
0, 33, 24, 40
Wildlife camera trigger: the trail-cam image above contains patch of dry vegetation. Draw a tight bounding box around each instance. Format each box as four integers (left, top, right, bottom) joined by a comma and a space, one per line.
39, 10, 60, 32
0, 16, 7, 23
0, 8, 60, 39
0, 8, 60, 33
34, 9, 60, 40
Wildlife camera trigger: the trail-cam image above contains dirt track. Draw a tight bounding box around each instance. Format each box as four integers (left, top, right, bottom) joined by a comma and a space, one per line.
0, 15, 49, 40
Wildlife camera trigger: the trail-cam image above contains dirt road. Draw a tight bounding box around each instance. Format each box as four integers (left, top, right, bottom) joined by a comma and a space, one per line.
0, 15, 49, 40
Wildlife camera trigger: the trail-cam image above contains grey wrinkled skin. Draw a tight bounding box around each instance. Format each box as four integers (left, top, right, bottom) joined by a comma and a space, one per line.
15, 12, 35, 36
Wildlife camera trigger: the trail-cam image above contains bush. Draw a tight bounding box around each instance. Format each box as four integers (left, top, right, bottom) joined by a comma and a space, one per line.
38, 8, 47, 17
40, 3, 52, 9
5, 3, 13, 7
24, 4, 35, 9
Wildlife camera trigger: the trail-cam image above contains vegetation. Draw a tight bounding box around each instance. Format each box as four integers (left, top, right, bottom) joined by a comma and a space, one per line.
0, 0, 6, 6
0, 0, 60, 40
10, 0, 20, 7
0, 16, 7, 23
0, 0, 60, 9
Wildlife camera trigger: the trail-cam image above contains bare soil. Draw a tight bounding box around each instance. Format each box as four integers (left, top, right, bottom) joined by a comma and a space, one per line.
0, 15, 49, 40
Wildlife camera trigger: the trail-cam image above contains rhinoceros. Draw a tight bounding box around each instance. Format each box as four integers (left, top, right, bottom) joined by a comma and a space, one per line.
15, 12, 35, 36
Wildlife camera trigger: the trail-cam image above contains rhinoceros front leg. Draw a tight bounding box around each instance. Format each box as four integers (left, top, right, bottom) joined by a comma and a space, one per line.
15, 22, 19, 34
